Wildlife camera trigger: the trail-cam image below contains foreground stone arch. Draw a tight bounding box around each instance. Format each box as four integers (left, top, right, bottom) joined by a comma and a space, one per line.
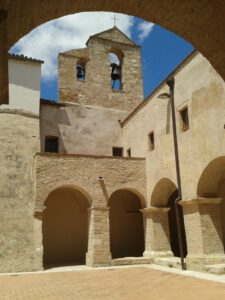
108, 188, 145, 258
42, 186, 90, 268
1, 1, 225, 82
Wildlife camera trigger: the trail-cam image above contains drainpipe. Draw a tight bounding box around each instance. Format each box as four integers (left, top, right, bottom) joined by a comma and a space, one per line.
166, 77, 186, 271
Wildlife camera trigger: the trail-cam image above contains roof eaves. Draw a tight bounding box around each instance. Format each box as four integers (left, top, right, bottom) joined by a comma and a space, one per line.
8, 53, 44, 64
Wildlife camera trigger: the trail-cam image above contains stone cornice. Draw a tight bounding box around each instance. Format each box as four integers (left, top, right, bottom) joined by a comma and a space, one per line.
89, 206, 110, 211
140, 207, 170, 214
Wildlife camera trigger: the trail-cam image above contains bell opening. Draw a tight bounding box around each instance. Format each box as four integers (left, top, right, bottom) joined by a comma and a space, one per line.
76, 63, 85, 80
109, 52, 122, 91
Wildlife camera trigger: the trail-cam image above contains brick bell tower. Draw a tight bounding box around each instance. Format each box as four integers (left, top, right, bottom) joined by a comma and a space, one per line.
58, 26, 144, 112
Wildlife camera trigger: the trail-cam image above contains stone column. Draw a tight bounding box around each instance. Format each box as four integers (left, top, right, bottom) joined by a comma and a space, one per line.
180, 198, 225, 271
141, 207, 173, 258
86, 206, 111, 266
0, 10, 9, 105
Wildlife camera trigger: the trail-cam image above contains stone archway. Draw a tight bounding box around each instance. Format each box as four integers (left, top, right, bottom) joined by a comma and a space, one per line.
109, 189, 145, 259
151, 178, 187, 258
42, 186, 90, 268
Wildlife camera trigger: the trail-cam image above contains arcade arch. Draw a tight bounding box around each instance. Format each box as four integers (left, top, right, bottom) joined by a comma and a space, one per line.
197, 156, 225, 249
42, 186, 90, 268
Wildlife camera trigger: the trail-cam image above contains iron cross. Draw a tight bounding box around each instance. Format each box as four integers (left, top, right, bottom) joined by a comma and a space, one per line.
111, 14, 119, 26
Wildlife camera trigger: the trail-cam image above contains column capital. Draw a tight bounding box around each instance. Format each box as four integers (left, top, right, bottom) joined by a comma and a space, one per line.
179, 197, 222, 206
88, 206, 110, 211
140, 207, 170, 214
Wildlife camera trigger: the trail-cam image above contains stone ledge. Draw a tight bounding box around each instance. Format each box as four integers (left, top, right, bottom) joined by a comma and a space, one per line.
36, 152, 145, 160
179, 197, 222, 206
140, 207, 170, 214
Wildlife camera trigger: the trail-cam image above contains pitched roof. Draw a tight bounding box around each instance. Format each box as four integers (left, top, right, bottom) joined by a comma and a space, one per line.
8, 53, 44, 64
86, 26, 140, 47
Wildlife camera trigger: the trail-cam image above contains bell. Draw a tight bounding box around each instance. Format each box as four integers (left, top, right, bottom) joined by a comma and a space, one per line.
77, 65, 85, 79
110, 63, 121, 81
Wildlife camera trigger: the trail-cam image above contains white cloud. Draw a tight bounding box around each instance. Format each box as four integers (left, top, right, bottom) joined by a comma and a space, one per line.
138, 21, 154, 42
10, 12, 134, 80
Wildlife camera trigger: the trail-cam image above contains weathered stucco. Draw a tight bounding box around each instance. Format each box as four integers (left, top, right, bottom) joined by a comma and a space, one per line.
40, 102, 127, 156
0, 112, 40, 272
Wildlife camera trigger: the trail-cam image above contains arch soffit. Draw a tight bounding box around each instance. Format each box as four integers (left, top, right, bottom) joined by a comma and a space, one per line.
109, 47, 124, 62
151, 178, 177, 207
108, 187, 146, 208
44, 184, 92, 206
197, 156, 225, 197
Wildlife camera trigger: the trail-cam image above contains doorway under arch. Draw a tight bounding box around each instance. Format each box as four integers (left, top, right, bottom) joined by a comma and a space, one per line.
109, 189, 145, 259
42, 186, 90, 268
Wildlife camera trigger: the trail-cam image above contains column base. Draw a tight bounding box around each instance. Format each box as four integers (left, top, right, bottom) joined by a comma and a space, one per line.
144, 250, 173, 258
186, 254, 225, 271
86, 252, 112, 267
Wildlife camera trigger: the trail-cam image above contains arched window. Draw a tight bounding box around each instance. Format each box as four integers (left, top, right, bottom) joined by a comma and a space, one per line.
76, 59, 86, 80
108, 48, 124, 91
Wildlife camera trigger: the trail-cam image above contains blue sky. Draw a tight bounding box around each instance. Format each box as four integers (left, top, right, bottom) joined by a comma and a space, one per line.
11, 13, 193, 101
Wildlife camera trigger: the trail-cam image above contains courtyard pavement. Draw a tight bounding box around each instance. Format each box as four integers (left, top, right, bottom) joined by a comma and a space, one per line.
0, 265, 225, 299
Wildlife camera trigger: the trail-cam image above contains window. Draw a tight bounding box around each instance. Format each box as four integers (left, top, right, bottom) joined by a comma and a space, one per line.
127, 148, 131, 157
148, 131, 154, 151
45, 136, 59, 153
112, 147, 123, 157
179, 107, 189, 131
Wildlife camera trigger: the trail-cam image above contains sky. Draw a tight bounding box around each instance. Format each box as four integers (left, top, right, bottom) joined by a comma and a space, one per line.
10, 12, 193, 101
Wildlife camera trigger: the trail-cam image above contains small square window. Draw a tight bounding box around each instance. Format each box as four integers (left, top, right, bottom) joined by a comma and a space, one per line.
127, 148, 131, 157
45, 136, 59, 153
112, 147, 123, 157
180, 107, 189, 131
148, 131, 154, 151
